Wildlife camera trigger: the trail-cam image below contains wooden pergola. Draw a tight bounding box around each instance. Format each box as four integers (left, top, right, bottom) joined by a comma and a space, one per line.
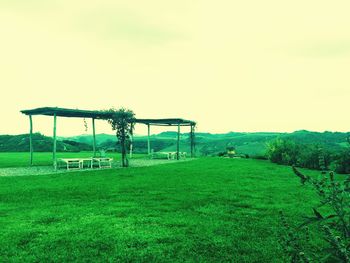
21, 107, 196, 169
135, 118, 196, 160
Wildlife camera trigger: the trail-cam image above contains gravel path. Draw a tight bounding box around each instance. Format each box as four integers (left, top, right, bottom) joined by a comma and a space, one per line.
0, 166, 58, 177
0, 158, 193, 177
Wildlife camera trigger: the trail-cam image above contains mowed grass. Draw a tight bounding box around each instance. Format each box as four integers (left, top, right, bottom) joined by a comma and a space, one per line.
0, 158, 325, 262
0, 152, 147, 168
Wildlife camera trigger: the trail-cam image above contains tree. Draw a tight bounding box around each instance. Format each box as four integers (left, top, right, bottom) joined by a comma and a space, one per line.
335, 134, 350, 174
106, 108, 135, 167
266, 139, 300, 165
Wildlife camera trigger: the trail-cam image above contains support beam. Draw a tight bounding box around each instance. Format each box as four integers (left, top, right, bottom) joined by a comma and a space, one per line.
177, 124, 180, 160
92, 118, 96, 157
129, 133, 133, 158
29, 115, 33, 165
193, 126, 196, 157
190, 125, 194, 158
147, 124, 151, 155
53, 113, 57, 170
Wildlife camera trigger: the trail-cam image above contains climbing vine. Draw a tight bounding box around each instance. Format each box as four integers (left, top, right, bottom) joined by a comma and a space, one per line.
105, 108, 135, 167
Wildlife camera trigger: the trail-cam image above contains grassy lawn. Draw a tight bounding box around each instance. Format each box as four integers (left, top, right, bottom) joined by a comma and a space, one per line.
0, 152, 148, 168
0, 158, 329, 262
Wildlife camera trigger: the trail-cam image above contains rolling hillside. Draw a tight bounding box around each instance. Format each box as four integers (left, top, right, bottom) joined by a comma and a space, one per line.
1, 130, 349, 156
66, 130, 350, 157
0, 133, 91, 152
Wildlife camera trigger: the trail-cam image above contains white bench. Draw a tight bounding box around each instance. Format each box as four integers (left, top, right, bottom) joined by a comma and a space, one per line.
151, 152, 187, 160
58, 158, 92, 170
58, 157, 113, 170
92, 157, 113, 168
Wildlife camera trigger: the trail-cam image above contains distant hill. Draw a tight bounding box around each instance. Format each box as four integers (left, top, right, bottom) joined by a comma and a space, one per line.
1, 130, 349, 155
60, 133, 116, 145
62, 130, 350, 156
0, 133, 92, 152
193, 130, 349, 156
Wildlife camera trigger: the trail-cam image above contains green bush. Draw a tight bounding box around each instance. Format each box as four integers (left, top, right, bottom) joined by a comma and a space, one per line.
266, 139, 300, 165
217, 151, 226, 157
335, 150, 350, 174
297, 145, 331, 170
267, 139, 333, 170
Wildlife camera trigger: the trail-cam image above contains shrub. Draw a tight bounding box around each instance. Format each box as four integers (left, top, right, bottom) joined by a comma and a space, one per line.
335, 150, 350, 174
266, 139, 300, 165
217, 151, 226, 157
297, 145, 332, 171
267, 139, 332, 170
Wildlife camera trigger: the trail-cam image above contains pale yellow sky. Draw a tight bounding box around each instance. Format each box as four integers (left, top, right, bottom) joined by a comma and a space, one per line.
1, 0, 350, 136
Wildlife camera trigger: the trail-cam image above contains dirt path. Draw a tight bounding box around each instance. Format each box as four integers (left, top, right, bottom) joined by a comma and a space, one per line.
0, 158, 193, 177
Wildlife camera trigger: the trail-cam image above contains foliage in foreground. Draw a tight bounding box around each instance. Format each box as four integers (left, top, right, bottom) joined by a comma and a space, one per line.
279, 166, 350, 262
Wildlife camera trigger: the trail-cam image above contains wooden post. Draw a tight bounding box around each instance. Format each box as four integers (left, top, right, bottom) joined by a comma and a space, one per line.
147, 124, 151, 155
177, 124, 180, 160
92, 118, 96, 157
193, 125, 196, 157
190, 125, 194, 158
53, 113, 57, 170
29, 115, 33, 165
129, 133, 133, 158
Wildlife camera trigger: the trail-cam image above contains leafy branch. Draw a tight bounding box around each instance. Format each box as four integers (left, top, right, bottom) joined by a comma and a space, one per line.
280, 166, 350, 262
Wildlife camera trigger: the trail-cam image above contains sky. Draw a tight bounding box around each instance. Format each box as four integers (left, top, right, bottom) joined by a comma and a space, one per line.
1, 0, 350, 136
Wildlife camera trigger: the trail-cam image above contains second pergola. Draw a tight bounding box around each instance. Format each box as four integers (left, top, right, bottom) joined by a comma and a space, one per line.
134, 118, 196, 160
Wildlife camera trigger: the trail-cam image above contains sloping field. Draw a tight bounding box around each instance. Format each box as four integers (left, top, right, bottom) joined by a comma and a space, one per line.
0, 152, 112, 168
0, 158, 322, 262
0, 152, 149, 168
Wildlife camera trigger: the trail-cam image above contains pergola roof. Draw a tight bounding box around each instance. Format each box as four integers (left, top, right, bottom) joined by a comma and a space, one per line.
135, 118, 195, 126
21, 107, 112, 119
21, 107, 196, 167
21, 107, 196, 126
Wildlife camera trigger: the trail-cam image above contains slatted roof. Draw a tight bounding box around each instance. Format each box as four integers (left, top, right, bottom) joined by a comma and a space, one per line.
21, 107, 196, 126
135, 118, 195, 126
21, 107, 113, 119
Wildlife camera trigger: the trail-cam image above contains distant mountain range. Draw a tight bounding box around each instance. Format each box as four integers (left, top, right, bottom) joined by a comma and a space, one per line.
1, 130, 349, 156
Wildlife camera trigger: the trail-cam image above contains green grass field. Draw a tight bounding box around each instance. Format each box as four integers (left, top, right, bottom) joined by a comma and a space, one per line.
0, 152, 149, 168
0, 157, 332, 262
